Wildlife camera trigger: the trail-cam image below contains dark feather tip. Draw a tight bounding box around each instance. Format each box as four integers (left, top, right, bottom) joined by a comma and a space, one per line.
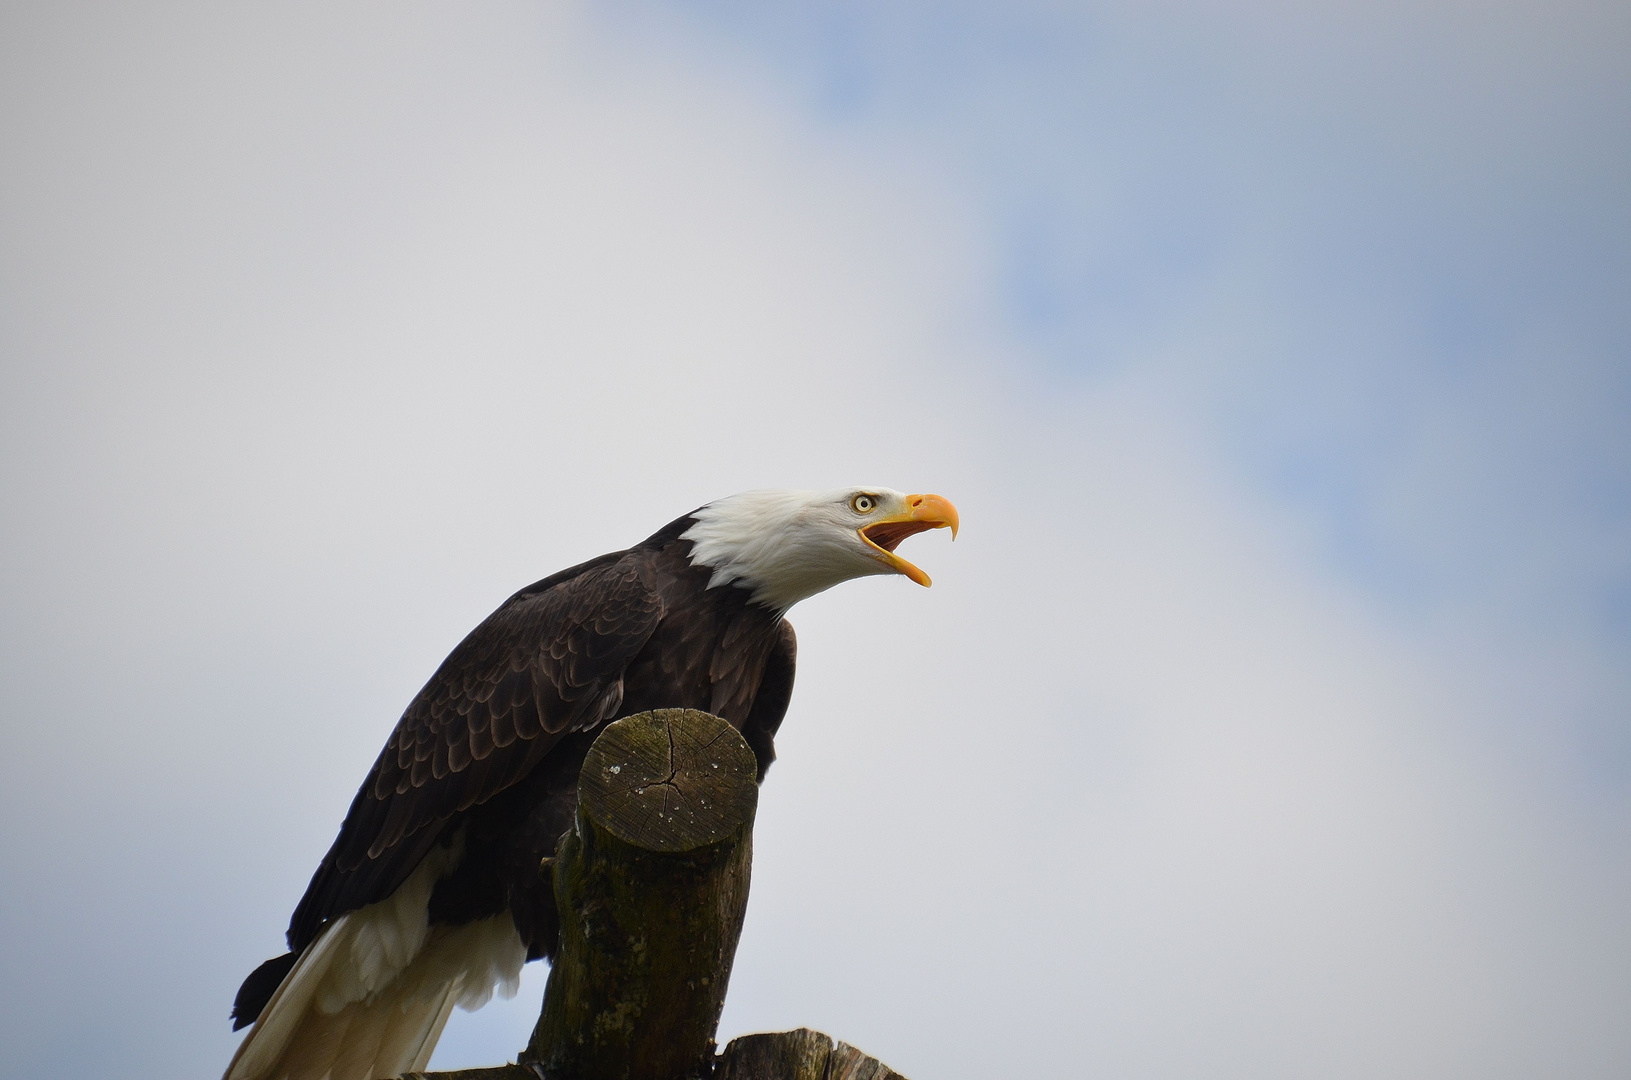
231, 951, 299, 1030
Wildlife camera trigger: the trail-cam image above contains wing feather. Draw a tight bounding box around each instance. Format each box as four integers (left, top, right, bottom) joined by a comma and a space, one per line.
286, 551, 664, 950
739, 620, 796, 781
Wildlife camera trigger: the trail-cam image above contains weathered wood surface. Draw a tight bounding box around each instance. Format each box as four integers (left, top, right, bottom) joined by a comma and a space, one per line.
401, 711, 909, 1080
397, 1031, 906, 1080
402, 1027, 907, 1080
523, 708, 758, 1080
714, 1029, 906, 1080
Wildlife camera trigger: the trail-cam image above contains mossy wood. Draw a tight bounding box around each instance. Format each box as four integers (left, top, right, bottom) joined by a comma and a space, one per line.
526, 708, 758, 1080
399, 711, 909, 1080
713, 1029, 906, 1080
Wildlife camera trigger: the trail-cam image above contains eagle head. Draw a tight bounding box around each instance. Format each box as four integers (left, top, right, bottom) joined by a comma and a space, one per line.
681, 487, 959, 612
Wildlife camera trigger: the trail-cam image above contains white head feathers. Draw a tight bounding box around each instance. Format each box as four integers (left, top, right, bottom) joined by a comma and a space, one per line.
681, 487, 955, 613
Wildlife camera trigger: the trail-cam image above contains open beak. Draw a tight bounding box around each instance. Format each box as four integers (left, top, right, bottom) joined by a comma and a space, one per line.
859, 493, 959, 587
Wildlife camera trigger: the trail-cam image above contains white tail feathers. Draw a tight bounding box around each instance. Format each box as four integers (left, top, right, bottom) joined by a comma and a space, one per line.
224, 855, 526, 1080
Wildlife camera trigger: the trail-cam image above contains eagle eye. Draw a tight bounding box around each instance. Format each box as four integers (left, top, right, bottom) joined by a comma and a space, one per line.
851, 494, 877, 513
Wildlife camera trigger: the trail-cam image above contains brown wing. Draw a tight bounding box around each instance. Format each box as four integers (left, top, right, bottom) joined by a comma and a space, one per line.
285, 550, 664, 950
739, 619, 796, 780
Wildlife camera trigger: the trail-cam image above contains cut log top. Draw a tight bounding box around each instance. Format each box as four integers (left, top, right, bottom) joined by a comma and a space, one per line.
581, 708, 760, 853
714, 1029, 908, 1080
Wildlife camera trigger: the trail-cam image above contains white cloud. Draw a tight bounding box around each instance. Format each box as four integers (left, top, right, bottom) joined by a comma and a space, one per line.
1, 3, 1627, 1079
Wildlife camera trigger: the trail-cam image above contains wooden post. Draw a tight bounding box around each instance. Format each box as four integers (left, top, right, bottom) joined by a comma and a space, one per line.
523, 708, 758, 1080
402, 709, 908, 1080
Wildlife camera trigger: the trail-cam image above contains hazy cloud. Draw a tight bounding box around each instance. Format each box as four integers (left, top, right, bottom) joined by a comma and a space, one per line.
1, 3, 1627, 1078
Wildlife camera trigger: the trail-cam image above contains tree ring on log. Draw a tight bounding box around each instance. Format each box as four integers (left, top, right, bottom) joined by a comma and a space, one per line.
579, 708, 758, 854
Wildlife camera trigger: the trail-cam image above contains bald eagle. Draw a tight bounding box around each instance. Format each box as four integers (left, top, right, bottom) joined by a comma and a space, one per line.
223, 487, 958, 1080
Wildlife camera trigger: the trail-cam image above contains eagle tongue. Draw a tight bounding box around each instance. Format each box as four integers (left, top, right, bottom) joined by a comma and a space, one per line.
862, 519, 936, 553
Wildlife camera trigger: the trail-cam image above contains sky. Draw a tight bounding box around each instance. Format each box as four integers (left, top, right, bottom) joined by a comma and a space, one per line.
1, 2, 1628, 1078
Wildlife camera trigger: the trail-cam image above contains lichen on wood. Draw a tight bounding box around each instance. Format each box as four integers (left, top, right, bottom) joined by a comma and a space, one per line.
399, 711, 910, 1080
522, 709, 758, 1080
713, 1029, 907, 1080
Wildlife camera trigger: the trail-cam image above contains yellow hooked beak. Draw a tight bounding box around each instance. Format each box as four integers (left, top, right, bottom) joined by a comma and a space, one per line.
858, 493, 960, 587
